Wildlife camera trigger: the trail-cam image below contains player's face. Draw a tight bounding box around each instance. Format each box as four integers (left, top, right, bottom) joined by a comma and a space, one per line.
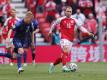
77, 9, 80, 14
24, 14, 33, 24
65, 8, 72, 17
11, 10, 16, 17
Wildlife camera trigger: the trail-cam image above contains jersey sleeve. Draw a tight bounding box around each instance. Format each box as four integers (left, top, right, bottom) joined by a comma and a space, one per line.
32, 19, 39, 30
74, 18, 89, 33
12, 20, 22, 30
3, 18, 10, 27
49, 17, 65, 33
74, 18, 83, 28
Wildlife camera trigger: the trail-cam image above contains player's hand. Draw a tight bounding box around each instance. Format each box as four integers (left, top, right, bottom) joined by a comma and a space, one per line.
88, 33, 95, 38
48, 32, 52, 38
31, 42, 35, 48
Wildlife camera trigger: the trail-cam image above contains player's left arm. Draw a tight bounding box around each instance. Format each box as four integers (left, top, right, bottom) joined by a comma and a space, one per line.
75, 19, 94, 37
32, 27, 39, 45
79, 26, 94, 36
31, 19, 39, 46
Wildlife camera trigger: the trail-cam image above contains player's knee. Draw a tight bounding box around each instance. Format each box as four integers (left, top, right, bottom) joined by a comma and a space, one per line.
18, 48, 24, 54
63, 49, 67, 53
62, 47, 69, 53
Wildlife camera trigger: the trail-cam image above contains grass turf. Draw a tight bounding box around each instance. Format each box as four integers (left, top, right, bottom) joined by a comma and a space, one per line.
0, 63, 107, 80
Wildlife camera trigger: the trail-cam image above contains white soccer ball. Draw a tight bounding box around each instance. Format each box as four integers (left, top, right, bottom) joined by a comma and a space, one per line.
69, 63, 78, 72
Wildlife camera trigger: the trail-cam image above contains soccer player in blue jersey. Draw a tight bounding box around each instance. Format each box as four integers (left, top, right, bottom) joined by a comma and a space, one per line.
7, 11, 39, 74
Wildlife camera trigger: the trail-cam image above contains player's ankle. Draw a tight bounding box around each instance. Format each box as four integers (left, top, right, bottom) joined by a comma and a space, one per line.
50, 63, 54, 66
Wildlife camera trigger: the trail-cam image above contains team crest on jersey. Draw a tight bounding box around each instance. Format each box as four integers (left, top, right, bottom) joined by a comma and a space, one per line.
70, 20, 74, 24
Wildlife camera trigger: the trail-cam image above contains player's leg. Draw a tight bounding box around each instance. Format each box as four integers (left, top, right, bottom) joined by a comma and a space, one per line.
61, 46, 70, 72
7, 47, 14, 66
49, 57, 62, 73
31, 45, 36, 65
50, 45, 70, 72
6, 38, 15, 66
23, 49, 27, 66
22, 40, 32, 66
49, 39, 72, 73
13, 39, 24, 74
61, 39, 73, 72
0, 52, 13, 59
17, 48, 24, 74
0, 47, 15, 60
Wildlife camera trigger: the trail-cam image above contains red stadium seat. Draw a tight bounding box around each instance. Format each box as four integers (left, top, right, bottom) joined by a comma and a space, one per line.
39, 23, 51, 41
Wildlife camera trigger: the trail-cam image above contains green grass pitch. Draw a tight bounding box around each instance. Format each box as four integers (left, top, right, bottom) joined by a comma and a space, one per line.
0, 63, 107, 80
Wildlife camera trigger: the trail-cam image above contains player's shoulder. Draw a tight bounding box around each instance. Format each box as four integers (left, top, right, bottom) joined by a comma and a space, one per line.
71, 16, 83, 26
31, 19, 39, 26
70, 16, 77, 21
32, 19, 38, 23
15, 19, 23, 26
6, 17, 12, 21
55, 16, 66, 23
16, 17, 20, 21
70, 16, 81, 24
13, 19, 23, 29
59, 16, 66, 20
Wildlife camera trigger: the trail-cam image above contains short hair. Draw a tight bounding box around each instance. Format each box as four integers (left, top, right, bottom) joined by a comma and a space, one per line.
26, 11, 33, 16
65, 6, 72, 11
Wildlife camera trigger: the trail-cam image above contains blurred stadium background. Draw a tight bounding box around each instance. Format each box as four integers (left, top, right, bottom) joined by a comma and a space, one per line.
0, 0, 107, 80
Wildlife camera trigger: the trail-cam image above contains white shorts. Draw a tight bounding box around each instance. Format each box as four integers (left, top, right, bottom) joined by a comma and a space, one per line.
60, 39, 73, 52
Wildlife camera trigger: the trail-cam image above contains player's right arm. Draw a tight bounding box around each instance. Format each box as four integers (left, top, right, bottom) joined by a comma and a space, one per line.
48, 17, 65, 36
7, 20, 21, 41
2, 17, 11, 29
75, 18, 94, 37
6, 25, 15, 41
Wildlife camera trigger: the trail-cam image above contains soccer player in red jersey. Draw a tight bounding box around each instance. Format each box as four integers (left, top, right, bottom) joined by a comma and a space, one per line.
48, 6, 93, 73
3, 9, 19, 39
3, 9, 20, 66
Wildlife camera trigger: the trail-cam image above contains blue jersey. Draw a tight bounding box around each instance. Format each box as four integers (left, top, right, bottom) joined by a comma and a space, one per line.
13, 19, 38, 40
12, 19, 38, 48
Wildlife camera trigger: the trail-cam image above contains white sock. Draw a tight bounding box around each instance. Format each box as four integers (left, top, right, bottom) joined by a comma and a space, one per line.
50, 63, 54, 65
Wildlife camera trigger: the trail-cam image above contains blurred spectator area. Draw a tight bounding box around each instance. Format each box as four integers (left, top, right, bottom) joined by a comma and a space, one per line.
0, 0, 107, 44
25, 0, 51, 42
0, 0, 12, 44
0, 0, 12, 26
25, 0, 107, 44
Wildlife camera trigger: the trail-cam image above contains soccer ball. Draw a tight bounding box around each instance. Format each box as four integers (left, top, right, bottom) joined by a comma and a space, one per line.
69, 63, 78, 72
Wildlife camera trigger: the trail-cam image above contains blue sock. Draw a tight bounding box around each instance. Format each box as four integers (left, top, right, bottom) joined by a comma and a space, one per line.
23, 51, 27, 63
17, 54, 22, 69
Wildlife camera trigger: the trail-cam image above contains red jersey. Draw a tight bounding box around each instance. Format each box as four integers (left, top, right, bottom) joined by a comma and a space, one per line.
3, 17, 20, 38
60, 18, 76, 41
50, 16, 89, 42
